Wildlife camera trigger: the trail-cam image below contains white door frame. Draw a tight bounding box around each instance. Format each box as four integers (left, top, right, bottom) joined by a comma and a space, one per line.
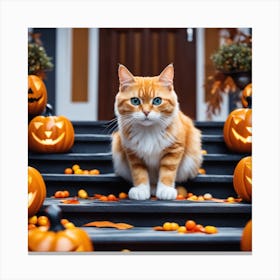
196, 28, 229, 121
55, 28, 99, 121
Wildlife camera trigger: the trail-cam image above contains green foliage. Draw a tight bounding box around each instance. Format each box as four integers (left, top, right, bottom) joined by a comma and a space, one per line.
28, 43, 53, 75
211, 43, 252, 73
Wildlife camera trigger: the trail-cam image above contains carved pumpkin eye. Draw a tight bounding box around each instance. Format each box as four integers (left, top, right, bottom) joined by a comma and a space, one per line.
34, 122, 43, 130
246, 126, 252, 133
232, 117, 243, 125
55, 121, 64, 129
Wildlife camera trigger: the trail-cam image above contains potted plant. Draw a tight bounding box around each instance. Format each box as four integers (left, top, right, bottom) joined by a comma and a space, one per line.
205, 29, 252, 118
211, 42, 252, 89
28, 32, 53, 79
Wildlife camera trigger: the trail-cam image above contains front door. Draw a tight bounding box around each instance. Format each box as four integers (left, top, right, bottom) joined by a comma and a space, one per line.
98, 28, 197, 120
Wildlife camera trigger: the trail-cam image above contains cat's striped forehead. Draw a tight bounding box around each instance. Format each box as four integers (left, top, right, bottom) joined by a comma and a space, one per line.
122, 76, 174, 100
132, 76, 159, 99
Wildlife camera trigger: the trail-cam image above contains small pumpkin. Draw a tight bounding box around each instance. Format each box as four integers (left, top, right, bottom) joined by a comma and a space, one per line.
28, 114, 75, 153
223, 108, 252, 153
233, 156, 252, 202
28, 166, 46, 217
28, 205, 93, 252
28, 75, 48, 116
241, 83, 252, 108
241, 220, 252, 251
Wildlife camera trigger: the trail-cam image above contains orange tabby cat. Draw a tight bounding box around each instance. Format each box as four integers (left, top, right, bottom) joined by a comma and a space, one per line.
112, 64, 202, 200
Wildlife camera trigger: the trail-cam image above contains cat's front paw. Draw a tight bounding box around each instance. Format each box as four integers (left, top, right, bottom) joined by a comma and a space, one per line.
128, 184, 150, 200
156, 182, 177, 200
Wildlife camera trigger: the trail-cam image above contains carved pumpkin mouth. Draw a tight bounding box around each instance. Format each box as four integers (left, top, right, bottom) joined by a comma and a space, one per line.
231, 128, 252, 144
31, 132, 65, 145
28, 191, 37, 207
28, 95, 43, 103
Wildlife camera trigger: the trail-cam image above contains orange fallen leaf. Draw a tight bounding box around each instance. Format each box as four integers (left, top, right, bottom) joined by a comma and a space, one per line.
210, 198, 225, 203
198, 168, 206, 175
60, 198, 80, 204
83, 221, 133, 230
153, 226, 165, 231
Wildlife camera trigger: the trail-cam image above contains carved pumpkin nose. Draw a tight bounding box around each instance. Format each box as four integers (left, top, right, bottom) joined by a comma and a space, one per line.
45, 131, 52, 138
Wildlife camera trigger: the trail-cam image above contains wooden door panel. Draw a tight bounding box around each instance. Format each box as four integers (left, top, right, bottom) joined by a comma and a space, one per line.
98, 28, 196, 120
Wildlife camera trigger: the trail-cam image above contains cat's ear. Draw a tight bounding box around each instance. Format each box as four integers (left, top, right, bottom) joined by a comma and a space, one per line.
159, 64, 174, 87
118, 64, 135, 90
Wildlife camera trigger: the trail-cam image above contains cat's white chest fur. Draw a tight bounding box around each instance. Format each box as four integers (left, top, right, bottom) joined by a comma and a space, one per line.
121, 125, 173, 168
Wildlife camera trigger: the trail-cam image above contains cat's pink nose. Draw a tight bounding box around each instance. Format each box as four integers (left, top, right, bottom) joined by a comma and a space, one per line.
143, 110, 150, 116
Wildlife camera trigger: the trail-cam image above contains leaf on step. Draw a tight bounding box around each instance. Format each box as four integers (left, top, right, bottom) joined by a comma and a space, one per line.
153, 226, 165, 231
60, 198, 80, 204
210, 198, 225, 203
198, 168, 206, 175
93, 194, 102, 199
83, 221, 134, 230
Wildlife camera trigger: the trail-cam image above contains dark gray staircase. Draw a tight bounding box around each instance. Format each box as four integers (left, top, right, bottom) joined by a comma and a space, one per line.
28, 121, 252, 252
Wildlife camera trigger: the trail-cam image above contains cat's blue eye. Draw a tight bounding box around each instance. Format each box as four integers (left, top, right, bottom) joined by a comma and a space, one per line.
130, 97, 141, 106
152, 97, 162, 106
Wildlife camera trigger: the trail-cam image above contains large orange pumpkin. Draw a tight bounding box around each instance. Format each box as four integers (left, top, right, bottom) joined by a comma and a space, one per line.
28, 166, 46, 217
28, 205, 93, 252
28, 75, 48, 116
241, 83, 252, 108
223, 108, 252, 153
28, 115, 75, 153
241, 220, 252, 251
233, 156, 252, 202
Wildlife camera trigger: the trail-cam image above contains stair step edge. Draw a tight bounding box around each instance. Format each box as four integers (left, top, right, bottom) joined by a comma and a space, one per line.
29, 153, 248, 161
42, 173, 233, 183
42, 198, 252, 214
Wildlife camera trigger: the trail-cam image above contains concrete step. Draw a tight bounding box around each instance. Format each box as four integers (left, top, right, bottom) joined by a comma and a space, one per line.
71, 134, 231, 154
41, 198, 251, 228
29, 152, 248, 175
72, 121, 225, 135
42, 173, 237, 198
81, 226, 244, 251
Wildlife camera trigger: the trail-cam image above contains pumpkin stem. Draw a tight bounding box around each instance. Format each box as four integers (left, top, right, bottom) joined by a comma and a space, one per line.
44, 103, 54, 116
45, 205, 64, 232
246, 96, 252, 109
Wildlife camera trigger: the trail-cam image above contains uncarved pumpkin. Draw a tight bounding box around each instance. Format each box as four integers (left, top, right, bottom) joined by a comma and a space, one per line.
241, 220, 252, 251
28, 205, 93, 252
28, 75, 48, 116
233, 156, 252, 202
242, 83, 252, 108
28, 115, 75, 153
223, 108, 252, 153
28, 166, 46, 217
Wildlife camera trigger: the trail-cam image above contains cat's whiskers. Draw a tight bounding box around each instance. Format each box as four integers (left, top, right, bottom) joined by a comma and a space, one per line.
105, 117, 118, 133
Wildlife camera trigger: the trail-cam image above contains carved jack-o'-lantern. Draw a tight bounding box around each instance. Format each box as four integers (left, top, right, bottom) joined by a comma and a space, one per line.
28, 205, 93, 252
223, 108, 252, 153
28, 166, 46, 217
242, 83, 252, 108
28, 75, 48, 116
233, 156, 252, 202
28, 115, 75, 153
